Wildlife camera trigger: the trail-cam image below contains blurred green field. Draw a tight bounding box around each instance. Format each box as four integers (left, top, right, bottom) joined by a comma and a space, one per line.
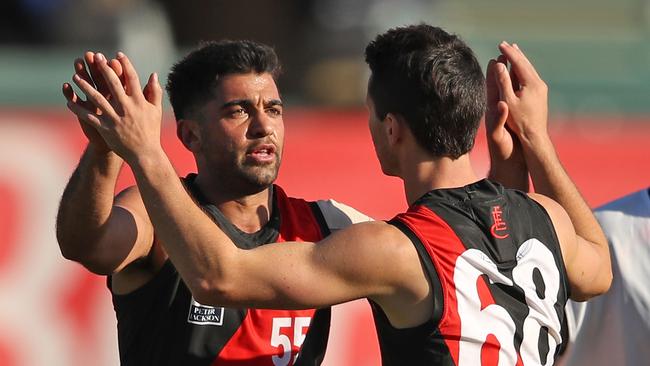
2, 0, 649, 115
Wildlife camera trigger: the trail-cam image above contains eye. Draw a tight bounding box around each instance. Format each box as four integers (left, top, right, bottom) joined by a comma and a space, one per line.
230, 108, 248, 118
267, 107, 282, 117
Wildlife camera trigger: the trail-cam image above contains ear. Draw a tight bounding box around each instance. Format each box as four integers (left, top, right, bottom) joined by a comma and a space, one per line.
177, 119, 202, 152
384, 112, 404, 147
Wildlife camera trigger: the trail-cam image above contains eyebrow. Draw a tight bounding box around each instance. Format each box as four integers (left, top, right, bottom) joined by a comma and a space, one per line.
220, 99, 283, 110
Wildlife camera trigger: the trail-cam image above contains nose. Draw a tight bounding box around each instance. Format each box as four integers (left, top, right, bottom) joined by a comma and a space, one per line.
247, 110, 276, 138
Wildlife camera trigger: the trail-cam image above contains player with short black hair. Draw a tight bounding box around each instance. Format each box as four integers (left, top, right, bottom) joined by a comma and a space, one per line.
365, 24, 486, 159
167, 40, 281, 121
57, 40, 371, 365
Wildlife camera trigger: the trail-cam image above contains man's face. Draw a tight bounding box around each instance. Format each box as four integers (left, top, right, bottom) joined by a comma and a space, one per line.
195, 72, 284, 192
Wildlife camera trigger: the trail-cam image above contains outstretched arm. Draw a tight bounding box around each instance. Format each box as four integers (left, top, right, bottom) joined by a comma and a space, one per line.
493, 42, 611, 300
70, 52, 429, 326
134, 156, 420, 316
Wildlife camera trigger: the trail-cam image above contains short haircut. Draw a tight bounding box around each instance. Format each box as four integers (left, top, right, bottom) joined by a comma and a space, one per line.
166, 40, 281, 121
365, 24, 486, 159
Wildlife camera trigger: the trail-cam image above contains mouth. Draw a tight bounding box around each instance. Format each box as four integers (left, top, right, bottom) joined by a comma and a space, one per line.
246, 144, 277, 163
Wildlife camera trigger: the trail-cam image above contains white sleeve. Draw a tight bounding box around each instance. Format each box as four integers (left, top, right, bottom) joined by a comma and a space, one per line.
315, 199, 374, 232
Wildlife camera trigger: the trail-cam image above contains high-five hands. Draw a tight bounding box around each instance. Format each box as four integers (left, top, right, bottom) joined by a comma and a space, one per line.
485, 41, 550, 190
491, 42, 549, 146
63, 52, 163, 163
63, 52, 124, 154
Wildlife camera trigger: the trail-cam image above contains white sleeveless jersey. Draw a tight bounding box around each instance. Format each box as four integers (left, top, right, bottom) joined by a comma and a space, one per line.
561, 188, 650, 366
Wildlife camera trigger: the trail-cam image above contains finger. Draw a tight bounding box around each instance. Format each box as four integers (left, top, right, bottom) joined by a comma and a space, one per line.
486, 59, 499, 107
66, 99, 103, 130
143, 72, 163, 106
94, 53, 130, 106
511, 43, 534, 89
74, 57, 95, 89
494, 61, 517, 103
108, 58, 125, 86
498, 42, 539, 86
510, 61, 521, 93
495, 54, 517, 92
84, 51, 114, 98
116, 52, 143, 98
488, 101, 508, 135
495, 101, 509, 132
62, 82, 77, 103
486, 100, 512, 160
63, 82, 101, 113
72, 72, 120, 119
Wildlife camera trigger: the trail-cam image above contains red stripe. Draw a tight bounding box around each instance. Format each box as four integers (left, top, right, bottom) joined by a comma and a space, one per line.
395, 205, 468, 365
275, 185, 324, 242
395, 204, 509, 366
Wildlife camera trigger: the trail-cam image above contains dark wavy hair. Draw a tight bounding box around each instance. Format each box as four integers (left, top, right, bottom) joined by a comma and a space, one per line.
365, 24, 486, 159
166, 40, 281, 121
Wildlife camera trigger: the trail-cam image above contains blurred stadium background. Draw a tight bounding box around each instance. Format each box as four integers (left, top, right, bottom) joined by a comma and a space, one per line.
0, 1, 648, 365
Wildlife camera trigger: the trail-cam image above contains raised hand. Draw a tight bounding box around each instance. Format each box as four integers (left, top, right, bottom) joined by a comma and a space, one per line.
485, 52, 528, 190
493, 42, 549, 144
63, 52, 124, 153
67, 52, 163, 163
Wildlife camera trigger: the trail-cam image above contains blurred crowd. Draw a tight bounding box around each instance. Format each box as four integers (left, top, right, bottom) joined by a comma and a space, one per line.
2, 0, 649, 112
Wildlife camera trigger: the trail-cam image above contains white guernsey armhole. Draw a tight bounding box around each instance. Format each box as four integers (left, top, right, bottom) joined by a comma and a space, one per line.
315, 199, 374, 232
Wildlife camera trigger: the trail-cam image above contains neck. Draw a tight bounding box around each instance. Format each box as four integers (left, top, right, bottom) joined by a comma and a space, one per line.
193, 173, 273, 233
401, 154, 479, 206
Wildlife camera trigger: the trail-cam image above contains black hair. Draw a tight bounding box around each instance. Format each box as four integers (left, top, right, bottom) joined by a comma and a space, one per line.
166, 40, 281, 121
365, 24, 486, 159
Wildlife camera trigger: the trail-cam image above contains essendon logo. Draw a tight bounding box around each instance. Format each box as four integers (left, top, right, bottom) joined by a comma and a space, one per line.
490, 206, 509, 239
187, 298, 225, 326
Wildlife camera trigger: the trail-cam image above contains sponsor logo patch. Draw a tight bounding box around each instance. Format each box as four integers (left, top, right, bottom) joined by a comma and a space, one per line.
187, 298, 225, 326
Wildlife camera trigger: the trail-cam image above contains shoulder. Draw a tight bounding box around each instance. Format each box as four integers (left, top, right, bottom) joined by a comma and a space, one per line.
321, 221, 420, 285
314, 199, 373, 231
114, 185, 151, 225
115, 184, 143, 204
526, 192, 567, 221
526, 192, 578, 264
324, 221, 432, 318
274, 186, 372, 229
318, 221, 412, 266
596, 188, 648, 212
526, 192, 575, 240
323, 221, 404, 247
595, 189, 650, 223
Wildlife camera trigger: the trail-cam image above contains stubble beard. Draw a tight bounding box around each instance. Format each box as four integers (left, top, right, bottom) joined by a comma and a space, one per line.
237, 159, 280, 192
